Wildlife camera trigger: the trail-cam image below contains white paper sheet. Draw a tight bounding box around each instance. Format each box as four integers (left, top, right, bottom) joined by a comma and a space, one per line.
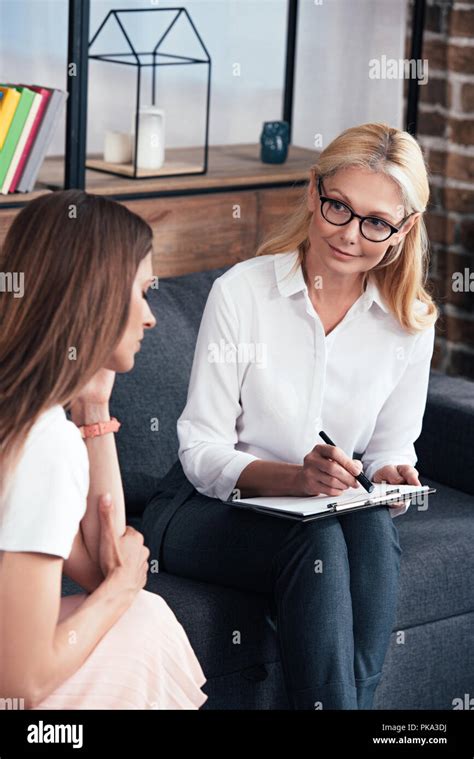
230, 483, 432, 517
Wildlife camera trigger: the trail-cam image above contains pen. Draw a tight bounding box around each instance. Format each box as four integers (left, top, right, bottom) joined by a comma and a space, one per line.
319, 430, 375, 494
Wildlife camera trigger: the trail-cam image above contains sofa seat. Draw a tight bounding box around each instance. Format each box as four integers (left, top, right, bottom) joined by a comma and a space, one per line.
61, 474, 474, 709
60, 263, 474, 709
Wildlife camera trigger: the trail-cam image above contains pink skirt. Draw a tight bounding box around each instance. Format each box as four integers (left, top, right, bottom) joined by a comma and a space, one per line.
32, 589, 208, 710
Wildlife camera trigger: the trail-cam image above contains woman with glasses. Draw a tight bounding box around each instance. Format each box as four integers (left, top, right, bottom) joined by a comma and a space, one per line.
143, 122, 439, 710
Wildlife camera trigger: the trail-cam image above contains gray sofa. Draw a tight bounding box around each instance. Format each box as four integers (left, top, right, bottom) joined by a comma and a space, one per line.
62, 264, 474, 710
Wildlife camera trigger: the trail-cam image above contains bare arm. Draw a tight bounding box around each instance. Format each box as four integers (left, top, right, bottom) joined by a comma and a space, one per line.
236, 460, 305, 498
70, 398, 126, 568
236, 446, 364, 499
62, 526, 105, 594
0, 551, 134, 709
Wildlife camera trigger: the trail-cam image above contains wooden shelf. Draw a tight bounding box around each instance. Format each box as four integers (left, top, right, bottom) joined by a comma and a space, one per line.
0, 143, 316, 207
86, 155, 205, 179
0, 143, 315, 279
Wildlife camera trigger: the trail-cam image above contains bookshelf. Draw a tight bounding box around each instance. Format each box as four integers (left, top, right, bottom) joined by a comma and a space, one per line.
0, 143, 316, 277
0, 1, 424, 278
0, 0, 300, 211
0, 143, 314, 205
0, 0, 423, 207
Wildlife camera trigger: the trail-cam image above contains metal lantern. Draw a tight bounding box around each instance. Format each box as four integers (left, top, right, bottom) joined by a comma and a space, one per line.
87, 6, 211, 180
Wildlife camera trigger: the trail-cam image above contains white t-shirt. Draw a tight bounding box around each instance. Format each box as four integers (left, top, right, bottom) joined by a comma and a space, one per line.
178, 251, 435, 516
0, 405, 89, 560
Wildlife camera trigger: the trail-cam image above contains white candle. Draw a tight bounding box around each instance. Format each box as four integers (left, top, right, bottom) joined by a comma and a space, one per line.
136, 107, 165, 170
104, 130, 133, 164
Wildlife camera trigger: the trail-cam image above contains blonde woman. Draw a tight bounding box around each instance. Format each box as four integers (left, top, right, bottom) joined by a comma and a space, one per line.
143, 122, 439, 710
0, 190, 207, 710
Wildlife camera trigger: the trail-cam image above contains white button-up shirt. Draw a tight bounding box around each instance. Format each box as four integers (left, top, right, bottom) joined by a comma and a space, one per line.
177, 251, 435, 513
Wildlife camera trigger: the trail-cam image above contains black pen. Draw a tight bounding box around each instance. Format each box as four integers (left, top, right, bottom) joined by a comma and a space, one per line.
319, 430, 375, 493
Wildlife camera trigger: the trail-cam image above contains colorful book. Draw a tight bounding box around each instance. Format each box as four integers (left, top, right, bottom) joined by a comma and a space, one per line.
16, 88, 68, 194
2, 91, 42, 194
8, 87, 52, 193
0, 86, 35, 187
0, 86, 21, 151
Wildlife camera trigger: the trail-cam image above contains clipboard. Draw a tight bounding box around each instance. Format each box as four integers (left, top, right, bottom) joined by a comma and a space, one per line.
225, 485, 437, 522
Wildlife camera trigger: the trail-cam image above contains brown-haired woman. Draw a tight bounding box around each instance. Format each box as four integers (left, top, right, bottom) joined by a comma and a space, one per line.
0, 190, 207, 710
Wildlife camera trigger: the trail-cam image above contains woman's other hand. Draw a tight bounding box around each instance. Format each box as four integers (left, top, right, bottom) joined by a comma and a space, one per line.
98, 494, 150, 593
372, 464, 420, 486
372, 464, 421, 509
73, 368, 116, 407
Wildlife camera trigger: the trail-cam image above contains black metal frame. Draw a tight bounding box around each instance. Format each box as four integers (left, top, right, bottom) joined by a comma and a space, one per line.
65, 0, 90, 189
283, 0, 298, 143
406, 0, 426, 137
65, 0, 300, 195
87, 6, 211, 180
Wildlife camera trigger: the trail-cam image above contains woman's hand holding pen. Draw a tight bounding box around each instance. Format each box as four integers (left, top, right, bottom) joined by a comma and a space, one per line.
297, 443, 364, 497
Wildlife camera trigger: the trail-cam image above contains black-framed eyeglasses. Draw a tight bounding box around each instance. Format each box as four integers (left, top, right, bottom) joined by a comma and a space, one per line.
317, 177, 415, 243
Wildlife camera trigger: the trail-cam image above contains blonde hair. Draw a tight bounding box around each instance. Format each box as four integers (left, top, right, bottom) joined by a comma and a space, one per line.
256, 122, 438, 333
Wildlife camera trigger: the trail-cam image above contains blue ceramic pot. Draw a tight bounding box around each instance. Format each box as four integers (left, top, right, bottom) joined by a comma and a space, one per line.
260, 121, 290, 164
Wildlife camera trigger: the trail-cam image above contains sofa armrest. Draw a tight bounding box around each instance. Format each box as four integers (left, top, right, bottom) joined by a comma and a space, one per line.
415, 370, 474, 495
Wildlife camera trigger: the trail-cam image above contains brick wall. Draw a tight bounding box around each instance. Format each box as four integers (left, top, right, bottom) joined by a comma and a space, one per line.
404, 0, 474, 380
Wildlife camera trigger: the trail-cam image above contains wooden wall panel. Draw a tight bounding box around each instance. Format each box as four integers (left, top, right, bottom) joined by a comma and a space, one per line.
0, 185, 306, 277
0, 210, 19, 249
121, 191, 258, 278
256, 186, 305, 246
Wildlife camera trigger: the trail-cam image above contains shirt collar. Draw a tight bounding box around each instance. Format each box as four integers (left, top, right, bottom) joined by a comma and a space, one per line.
274, 250, 389, 313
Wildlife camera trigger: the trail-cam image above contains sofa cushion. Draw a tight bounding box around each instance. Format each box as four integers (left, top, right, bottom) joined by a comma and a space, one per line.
137, 478, 474, 681
134, 477, 474, 663
62, 475, 474, 692
415, 369, 474, 495
110, 265, 232, 515
395, 477, 474, 629
144, 571, 280, 681
61, 513, 280, 683
127, 481, 474, 636
61, 256, 474, 709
